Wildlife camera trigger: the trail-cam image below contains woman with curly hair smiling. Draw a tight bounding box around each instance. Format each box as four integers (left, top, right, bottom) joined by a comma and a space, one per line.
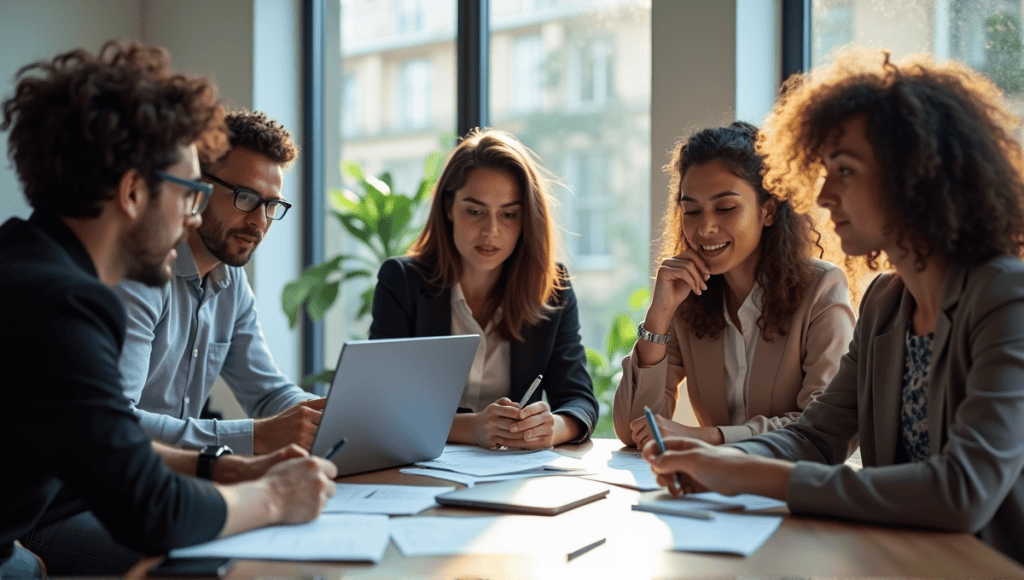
613, 121, 855, 448
643, 48, 1024, 565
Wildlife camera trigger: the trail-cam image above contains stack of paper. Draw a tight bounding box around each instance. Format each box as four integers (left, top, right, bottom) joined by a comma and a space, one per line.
400, 466, 571, 486
323, 483, 454, 515
417, 445, 584, 475
168, 514, 390, 562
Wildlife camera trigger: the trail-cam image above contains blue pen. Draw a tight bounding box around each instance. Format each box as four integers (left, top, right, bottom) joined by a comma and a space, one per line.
644, 406, 684, 491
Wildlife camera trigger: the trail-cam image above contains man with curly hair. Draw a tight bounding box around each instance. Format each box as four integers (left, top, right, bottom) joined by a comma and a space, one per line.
112, 110, 325, 459
1, 42, 336, 578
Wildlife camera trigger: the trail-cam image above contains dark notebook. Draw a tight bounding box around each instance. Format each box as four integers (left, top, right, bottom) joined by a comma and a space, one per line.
435, 476, 609, 515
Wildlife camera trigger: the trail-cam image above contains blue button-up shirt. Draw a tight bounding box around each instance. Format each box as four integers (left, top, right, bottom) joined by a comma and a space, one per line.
114, 242, 316, 454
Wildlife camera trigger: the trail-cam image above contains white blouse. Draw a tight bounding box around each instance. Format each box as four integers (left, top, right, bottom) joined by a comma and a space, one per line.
450, 283, 512, 412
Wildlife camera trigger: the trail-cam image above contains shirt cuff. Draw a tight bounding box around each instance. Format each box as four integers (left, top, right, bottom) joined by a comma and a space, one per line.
215, 419, 255, 455
718, 424, 756, 444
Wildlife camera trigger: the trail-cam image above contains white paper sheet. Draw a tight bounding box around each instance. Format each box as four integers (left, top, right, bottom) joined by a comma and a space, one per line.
323, 483, 454, 515
168, 514, 390, 562
656, 512, 782, 556
415, 445, 574, 476
686, 491, 787, 511
581, 449, 660, 490
389, 515, 604, 558
400, 466, 571, 487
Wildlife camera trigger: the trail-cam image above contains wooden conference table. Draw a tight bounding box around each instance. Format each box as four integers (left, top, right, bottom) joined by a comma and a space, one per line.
130, 439, 1024, 579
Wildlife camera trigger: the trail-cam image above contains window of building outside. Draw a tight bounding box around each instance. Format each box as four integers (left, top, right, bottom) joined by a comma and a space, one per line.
491, 0, 651, 355
325, 0, 457, 362
326, 0, 651, 413
811, 0, 1024, 139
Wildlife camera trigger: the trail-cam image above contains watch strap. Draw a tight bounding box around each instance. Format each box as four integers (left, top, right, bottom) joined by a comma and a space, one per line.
637, 322, 672, 345
197, 445, 233, 480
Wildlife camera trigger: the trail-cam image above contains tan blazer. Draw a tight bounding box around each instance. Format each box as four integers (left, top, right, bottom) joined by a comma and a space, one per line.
733, 257, 1024, 565
613, 260, 855, 445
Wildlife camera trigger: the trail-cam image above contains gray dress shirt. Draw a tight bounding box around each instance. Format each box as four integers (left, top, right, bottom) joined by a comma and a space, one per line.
115, 242, 316, 454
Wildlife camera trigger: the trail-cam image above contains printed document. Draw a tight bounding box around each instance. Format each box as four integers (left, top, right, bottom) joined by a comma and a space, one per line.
416, 444, 581, 476
323, 483, 454, 515
168, 514, 389, 562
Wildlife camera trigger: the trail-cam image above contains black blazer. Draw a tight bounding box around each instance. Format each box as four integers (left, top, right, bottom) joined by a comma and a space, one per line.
369, 256, 598, 442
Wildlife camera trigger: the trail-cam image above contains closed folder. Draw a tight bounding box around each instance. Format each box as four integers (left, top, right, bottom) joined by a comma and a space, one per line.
435, 476, 609, 516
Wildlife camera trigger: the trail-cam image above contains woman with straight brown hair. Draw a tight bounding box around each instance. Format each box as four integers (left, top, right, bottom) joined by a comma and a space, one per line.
369, 128, 598, 448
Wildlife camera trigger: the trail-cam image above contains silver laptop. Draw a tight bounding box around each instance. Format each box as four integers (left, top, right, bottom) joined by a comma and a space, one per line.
311, 335, 480, 476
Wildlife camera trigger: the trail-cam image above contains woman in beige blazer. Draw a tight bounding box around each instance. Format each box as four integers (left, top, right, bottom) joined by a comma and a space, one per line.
644, 49, 1024, 565
613, 122, 856, 447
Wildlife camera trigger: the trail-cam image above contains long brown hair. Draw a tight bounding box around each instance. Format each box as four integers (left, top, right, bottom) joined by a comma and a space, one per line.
661, 122, 825, 342
407, 129, 564, 341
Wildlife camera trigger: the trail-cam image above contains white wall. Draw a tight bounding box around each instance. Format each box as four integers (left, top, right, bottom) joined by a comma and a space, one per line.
0, 0, 142, 220
0, 0, 303, 421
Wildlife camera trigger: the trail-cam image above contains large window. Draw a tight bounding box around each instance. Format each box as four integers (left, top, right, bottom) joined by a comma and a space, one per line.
811, 0, 1024, 131
325, 0, 457, 360
326, 0, 651, 361
491, 0, 651, 351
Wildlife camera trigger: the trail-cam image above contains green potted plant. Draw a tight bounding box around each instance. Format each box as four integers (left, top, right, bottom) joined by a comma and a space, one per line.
281, 147, 447, 385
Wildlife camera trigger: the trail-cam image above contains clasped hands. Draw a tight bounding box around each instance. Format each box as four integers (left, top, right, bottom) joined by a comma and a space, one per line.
474, 397, 558, 449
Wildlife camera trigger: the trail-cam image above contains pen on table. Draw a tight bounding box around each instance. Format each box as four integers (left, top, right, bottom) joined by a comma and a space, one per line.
567, 537, 606, 561
518, 374, 544, 408
644, 407, 688, 493
325, 437, 348, 460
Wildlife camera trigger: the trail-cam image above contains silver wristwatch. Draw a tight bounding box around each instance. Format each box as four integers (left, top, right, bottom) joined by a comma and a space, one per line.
637, 322, 671, 344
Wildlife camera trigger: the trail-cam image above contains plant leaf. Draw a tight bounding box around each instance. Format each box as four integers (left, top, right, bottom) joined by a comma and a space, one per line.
340, 159, 365, 181
627, 287, 651, 311
586, 347, 609, 371
301, 368, 336, 390
330, 188, 360, 212
307, 280, 340, 321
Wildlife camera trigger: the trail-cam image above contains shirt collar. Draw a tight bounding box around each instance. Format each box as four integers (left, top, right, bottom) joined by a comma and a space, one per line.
723, 282, 764, 316
174, 241, 230, 290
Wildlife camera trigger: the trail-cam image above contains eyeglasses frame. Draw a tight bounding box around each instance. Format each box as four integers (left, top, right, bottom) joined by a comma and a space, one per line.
201, 172, 292, 220
153, 170, 213, 216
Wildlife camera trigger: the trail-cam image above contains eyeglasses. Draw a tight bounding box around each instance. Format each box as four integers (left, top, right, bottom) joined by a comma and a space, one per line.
154, 171, 213, 216
202, 172, 292, 220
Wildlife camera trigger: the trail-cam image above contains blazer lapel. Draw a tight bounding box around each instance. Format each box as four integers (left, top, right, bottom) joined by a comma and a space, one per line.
688, 333, 731, 426
415, 285, 452, 337
746, 332, 786, 419
870, 289, 914, 466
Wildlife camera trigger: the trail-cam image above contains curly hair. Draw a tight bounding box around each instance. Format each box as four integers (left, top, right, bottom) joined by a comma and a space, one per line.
2, 40, 227, 218
660, 122, 826, 342
760, 47, 1024, 269
407, 128, 564, 342
205, 109, 298, 169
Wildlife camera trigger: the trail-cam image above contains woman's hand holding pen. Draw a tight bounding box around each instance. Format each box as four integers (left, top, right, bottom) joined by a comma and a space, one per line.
641, 437, 792, 500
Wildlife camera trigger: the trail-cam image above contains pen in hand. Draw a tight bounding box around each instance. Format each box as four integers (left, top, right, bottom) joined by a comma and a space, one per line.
518, 374, 543, 409
644, 406, 684, 492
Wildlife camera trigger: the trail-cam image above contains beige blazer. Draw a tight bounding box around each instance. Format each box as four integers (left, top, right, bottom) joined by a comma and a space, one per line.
733, 257, 1024, 565
613, 259, 855, 445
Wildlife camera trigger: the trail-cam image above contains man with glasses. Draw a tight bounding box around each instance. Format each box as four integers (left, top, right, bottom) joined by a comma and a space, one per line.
114, 110, 324, 459
1, 41, 336, 578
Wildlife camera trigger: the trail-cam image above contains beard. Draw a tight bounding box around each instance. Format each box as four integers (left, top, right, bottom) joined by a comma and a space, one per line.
196, 210, 263, 267
124, 207, 181, 287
